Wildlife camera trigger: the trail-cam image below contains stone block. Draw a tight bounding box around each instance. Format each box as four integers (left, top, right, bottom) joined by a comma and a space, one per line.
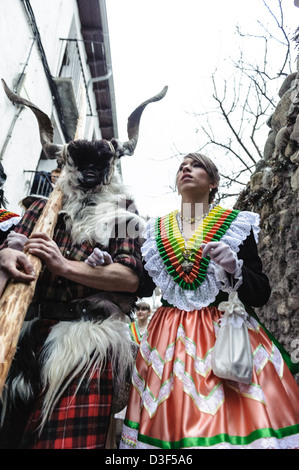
262, 235, 271, 245
250, 171, 263, 191
278, 72, 297, 98
290, 114, 299, 143
288, 296, 299, 310
271, 89, 292, 133
280, 319, 291, 335
290, 150, 299, 163
263, 132, 276, 161
277, 302, 287, 315
291, 166, 299, 191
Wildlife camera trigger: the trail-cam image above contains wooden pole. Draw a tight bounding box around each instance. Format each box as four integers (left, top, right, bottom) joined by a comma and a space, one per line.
0, 86, 87, 396
0, 188, 63, 394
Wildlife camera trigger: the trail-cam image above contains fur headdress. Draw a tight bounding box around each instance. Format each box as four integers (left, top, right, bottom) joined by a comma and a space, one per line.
2, 80, 167, 245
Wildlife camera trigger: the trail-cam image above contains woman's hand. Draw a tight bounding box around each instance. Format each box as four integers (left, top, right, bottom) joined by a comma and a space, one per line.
85, 247, 113, 267
202, 241, 238, 274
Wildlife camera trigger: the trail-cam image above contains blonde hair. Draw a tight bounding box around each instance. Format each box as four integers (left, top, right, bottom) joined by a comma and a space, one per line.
176, 153, 220, 203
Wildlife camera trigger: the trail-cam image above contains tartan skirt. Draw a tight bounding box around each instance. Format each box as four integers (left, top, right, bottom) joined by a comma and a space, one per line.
24, 364, 113, 449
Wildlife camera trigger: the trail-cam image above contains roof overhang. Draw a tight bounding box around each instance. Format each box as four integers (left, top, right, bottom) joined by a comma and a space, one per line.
76, 0, 118, 140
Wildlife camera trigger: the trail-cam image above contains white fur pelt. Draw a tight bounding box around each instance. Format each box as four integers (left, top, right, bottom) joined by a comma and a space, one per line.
38, 317, 136, 434
58, 161, 145, 247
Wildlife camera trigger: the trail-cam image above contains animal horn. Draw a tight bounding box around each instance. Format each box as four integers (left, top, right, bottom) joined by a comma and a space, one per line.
1, 79, 63, 160
113, 86, 168, 157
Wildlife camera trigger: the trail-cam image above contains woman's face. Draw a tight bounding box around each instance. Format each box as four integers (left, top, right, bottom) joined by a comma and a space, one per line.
176, 157, 216, 197
136, 306, 150, 321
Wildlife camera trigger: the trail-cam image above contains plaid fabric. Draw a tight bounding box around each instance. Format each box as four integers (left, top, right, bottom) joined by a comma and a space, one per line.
0, 198, 146, 448
11, 198, 144, 302
0, 319, 114, 449
22, 361, 113, 449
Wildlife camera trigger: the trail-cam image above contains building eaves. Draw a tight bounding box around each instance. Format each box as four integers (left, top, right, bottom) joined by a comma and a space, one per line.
76, 0, 118, 140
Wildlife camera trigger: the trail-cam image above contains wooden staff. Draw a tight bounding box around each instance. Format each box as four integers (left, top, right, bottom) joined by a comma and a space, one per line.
0, 86, 87, 396
0, 188, 63, 394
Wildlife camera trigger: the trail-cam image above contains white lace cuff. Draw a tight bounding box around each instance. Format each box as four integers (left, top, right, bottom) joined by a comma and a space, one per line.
215, 258, 244, 293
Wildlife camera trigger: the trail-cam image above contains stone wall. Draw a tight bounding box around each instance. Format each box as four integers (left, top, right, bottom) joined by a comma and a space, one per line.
234, 61, 299, 380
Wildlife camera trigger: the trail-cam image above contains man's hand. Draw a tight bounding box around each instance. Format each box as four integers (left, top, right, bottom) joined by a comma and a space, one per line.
24, 232, 66, 276
0, 248, 36, 283
23, 232, 139, 293
202, 241, 238, 274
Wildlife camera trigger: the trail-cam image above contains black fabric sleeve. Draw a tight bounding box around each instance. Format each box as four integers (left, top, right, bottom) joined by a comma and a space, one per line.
136, 261, 156, 298
236, 229, 271, 307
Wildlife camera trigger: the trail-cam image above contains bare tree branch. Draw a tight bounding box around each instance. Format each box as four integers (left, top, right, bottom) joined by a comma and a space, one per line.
187, 0, 294, 204
211, 75, 257, 165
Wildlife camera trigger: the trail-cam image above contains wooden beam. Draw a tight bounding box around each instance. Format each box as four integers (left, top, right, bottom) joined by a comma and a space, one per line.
0, 187, 63, 395
0, 86, 87, 396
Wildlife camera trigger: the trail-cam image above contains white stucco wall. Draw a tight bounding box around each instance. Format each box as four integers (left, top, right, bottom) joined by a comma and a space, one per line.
0, 0, 100, 214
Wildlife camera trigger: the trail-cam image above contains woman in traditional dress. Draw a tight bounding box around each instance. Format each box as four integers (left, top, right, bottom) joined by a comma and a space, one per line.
129, 301, 152, 345
120, 152, 299, 450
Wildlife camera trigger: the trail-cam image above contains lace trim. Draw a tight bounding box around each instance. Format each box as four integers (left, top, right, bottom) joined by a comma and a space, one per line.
0, 216, 21, 231
140, 326, 213, 382
142, 210, 260, 310
135, 363, 225, 419
226, 380, 266, 404
253, 344, 271, 375
120, 429, 299, 449
271, 343, 284, 379
135, 327, 226, 418
120, 423, 138, 449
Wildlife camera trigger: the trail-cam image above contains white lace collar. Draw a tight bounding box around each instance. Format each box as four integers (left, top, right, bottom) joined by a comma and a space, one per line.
141, 210, 260, 311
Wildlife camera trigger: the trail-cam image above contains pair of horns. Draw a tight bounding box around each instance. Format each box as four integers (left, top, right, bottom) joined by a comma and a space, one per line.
1, 79, 167, 161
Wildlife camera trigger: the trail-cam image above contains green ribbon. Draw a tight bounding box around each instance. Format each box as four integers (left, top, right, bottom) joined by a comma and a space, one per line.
155, 208, 240, 291
124, 419, 299, 449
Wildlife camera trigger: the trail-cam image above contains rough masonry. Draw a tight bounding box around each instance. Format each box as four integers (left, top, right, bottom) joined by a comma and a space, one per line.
234, 58, 299, 381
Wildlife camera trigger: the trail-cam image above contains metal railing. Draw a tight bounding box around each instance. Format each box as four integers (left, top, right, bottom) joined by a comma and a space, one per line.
24, 170, 53, 198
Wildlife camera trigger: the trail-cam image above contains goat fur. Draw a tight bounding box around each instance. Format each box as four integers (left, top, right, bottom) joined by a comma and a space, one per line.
1, 317, 137, 434
58, 158, 145, 247
37, 317, 137, 434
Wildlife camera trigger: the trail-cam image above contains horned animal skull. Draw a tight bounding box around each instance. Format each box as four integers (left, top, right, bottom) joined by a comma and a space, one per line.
1, 79, 168, 191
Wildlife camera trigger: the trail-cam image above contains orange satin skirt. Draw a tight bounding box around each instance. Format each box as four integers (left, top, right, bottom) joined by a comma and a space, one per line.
120, 306, 299, 449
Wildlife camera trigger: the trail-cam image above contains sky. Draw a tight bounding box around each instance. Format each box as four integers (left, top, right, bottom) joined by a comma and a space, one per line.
105, 0, 299, 218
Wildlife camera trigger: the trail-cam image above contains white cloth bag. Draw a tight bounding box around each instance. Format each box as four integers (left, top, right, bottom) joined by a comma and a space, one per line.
211, 291, 253, 384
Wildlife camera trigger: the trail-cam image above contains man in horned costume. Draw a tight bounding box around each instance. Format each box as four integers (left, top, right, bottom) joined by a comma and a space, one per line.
0, 82, 165, 449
